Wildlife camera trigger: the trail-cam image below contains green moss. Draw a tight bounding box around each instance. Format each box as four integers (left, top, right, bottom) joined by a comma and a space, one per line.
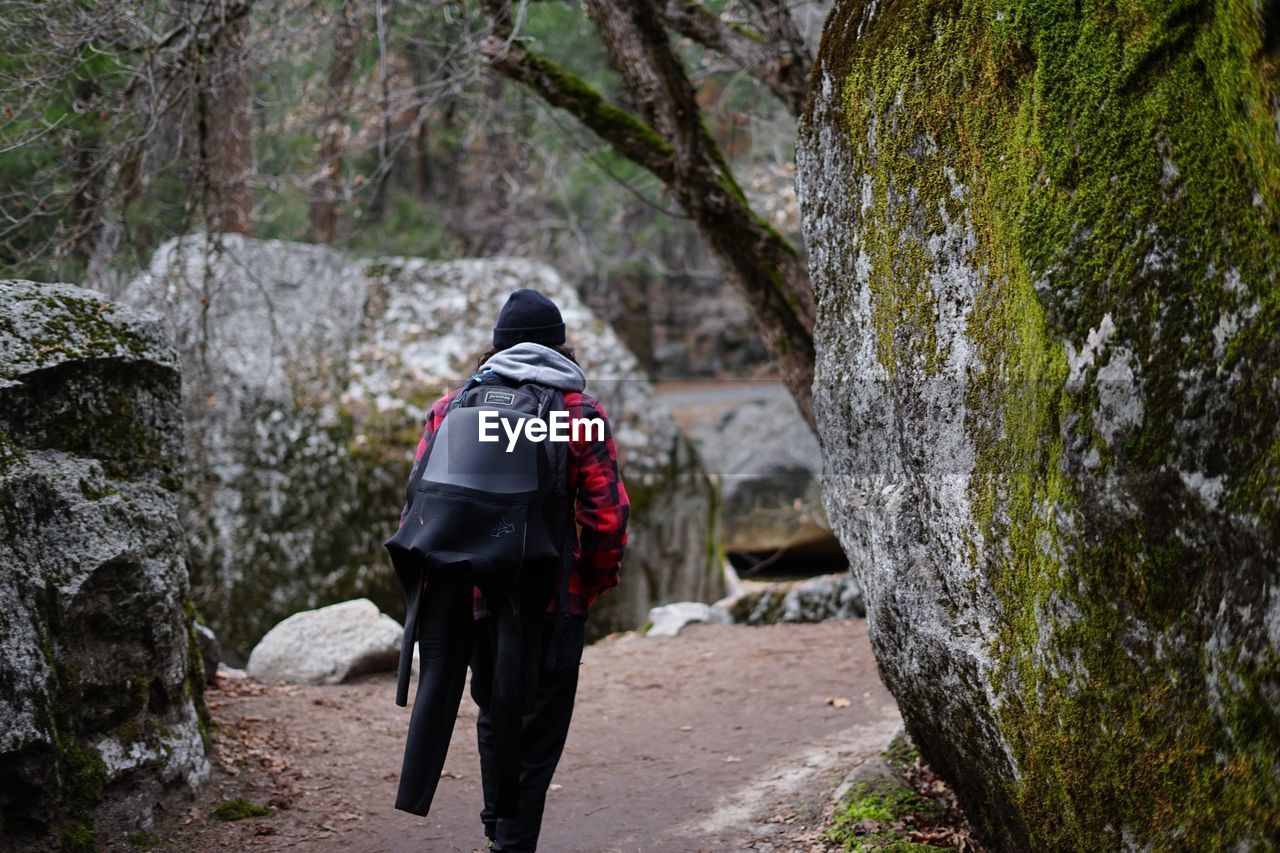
212, 798, 272, 821
827, 777, 942, 851
823, 0, 1280, 848
55, 819, 97, 852
827, 733, 944, 851
181, 595, 213, 747
881, 732, 920, 774
128, 830, 161, 850
0, 428, 25, 476
518, 50, 673, 160
0, 285, 153, 378
54, 733, 109, 805
704, 466, 724, 585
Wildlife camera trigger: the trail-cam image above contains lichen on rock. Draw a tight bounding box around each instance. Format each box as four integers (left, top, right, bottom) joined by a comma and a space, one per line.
798, 1, 1279, 848
0, 280, 209, 842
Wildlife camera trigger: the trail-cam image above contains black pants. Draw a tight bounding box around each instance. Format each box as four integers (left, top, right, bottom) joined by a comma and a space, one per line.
470, 611, 586, 852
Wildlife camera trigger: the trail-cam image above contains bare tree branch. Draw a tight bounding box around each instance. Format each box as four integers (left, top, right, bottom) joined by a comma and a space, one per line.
660, 0, 812, 116
478, 38, 677, 182
480, 0, 817, 427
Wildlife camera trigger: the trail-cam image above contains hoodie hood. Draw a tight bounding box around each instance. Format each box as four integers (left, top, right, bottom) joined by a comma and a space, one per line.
479, 342, 586, 392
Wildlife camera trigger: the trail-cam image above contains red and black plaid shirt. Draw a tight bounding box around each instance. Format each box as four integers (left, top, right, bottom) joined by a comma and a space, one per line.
399, 386, 629, 617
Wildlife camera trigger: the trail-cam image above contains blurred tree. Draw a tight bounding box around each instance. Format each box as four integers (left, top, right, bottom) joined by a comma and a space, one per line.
0, 0, 266, 280
200, 0, 256, 235
480, 0, 817, 426
0, 0, 825, 394
309, 0, 363, 244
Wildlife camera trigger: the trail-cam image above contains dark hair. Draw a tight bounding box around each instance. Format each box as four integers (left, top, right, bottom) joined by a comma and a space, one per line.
475, 343, 578, 371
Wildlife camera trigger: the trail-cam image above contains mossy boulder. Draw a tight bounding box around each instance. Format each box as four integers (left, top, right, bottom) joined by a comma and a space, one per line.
798, 1, 1279, 849
0, 281, 209, 842
121, 236, 720, 657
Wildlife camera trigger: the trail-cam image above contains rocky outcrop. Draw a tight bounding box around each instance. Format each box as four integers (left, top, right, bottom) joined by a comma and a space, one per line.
719, 574, 866, 626
691, 396, 834, 557
799, 2, 1280, 849
246, 599, 401, 685
121, 236, 721, 656
0, 281, 209, 844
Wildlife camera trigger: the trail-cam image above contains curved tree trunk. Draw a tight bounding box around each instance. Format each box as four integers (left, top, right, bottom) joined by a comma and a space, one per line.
199, 0, 255, 236
479, 0, 817, 429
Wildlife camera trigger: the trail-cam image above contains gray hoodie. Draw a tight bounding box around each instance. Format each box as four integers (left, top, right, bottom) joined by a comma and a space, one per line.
479, 342, 587, 393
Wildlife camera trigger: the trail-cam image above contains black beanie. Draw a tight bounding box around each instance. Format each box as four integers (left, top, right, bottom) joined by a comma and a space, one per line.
492, 289, 566, 349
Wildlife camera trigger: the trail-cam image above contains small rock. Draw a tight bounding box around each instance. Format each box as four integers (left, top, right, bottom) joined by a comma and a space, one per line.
832, 755, 911, 806
645, 601, 732, 637
246, 599, 402, 685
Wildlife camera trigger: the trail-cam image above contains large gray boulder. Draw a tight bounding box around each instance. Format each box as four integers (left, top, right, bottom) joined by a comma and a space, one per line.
799, 2, 1279, 849
0, 281, 209, 844
691, 396, 832, 556
246, 599, 401, 685
121, 236, 721, 655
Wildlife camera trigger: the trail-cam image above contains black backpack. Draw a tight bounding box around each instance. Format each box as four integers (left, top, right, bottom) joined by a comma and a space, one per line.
387, 372, 570, 594
385, 371, 575, 818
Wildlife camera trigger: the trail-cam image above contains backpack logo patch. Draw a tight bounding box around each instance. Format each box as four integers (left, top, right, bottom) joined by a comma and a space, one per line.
483, 390, 515, 406
491, 516, 516, 538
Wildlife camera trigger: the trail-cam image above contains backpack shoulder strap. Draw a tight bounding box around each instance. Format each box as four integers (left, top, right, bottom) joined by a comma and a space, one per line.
535, 386, 570, 499
511, 382, 574, 613
536, 386, 574, 612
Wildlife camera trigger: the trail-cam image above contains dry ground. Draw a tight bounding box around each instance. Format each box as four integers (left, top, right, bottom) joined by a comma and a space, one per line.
144, 620, 900, 852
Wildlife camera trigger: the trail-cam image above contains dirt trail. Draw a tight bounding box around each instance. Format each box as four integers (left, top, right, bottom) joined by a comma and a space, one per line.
153, 621, 899, 852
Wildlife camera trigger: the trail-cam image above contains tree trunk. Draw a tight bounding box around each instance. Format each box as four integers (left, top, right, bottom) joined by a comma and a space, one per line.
481, 0, 817, 428
309, 0, 362, 245
200, 0, 255, 236
408, 40, 433, 200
